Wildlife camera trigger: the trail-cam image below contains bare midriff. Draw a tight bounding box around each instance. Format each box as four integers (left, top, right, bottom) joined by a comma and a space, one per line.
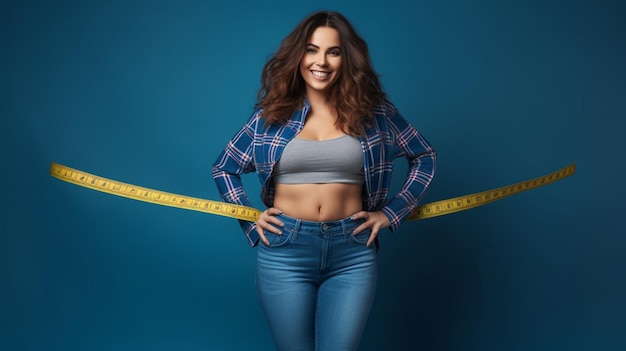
273, 183, 363, 222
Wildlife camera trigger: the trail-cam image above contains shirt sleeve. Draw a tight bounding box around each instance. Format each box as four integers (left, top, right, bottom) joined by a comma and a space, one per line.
380, 107, 437, 231
212, 109, 262, 246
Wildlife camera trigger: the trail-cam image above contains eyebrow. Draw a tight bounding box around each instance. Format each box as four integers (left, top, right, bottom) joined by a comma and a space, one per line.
306, 43, 341, 50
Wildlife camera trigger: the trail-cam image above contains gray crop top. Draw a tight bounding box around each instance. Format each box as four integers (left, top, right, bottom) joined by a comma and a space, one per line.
273, 135, 364, 184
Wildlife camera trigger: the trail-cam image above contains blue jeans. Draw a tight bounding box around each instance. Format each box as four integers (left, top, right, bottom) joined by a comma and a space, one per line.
255, 213, 378, 351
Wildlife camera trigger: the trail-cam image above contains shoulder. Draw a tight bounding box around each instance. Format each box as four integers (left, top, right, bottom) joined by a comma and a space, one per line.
368, 98, 418, 137
250, 107, 264, 121
371, 98, 400, 127
240, 107, 264, 129
372, 98, 398, 119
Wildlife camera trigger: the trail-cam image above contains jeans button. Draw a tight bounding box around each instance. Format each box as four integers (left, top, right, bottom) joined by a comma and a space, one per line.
322, 223, 329, 231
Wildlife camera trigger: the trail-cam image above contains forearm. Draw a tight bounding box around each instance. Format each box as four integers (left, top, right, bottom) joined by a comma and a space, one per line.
383, 148, 436, 230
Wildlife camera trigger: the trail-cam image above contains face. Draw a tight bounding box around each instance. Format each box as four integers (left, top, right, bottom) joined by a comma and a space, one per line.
299, 26, 342, 96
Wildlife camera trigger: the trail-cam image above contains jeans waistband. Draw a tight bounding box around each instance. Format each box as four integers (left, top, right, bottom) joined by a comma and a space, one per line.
276, 213, 361, 235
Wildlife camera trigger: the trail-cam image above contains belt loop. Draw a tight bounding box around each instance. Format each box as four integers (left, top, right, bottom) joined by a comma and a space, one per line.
292, 217, 301, 240
341, 217, 349, 239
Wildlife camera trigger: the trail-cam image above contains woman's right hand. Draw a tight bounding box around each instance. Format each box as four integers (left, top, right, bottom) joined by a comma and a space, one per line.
256, 207, 285, 246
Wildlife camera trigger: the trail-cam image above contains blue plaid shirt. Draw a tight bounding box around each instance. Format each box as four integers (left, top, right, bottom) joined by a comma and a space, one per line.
212, 99, 436, 246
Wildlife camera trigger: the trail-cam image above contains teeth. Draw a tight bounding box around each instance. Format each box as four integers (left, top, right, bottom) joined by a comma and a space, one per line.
312, 71, 329, 78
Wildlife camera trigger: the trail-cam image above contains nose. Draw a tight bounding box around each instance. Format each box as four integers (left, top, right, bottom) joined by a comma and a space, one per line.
316, 53, 328, 67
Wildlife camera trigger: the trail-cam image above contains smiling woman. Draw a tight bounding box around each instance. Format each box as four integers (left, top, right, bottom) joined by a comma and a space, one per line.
299, 27, 342, 94
212, 10, 436, 351
5, 0, 621, 349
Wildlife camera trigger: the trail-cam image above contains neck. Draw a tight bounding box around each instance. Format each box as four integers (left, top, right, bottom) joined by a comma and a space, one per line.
305, 89, 332, 110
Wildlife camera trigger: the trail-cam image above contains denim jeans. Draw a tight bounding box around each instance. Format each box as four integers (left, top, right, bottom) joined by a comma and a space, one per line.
255, 213, 378, 351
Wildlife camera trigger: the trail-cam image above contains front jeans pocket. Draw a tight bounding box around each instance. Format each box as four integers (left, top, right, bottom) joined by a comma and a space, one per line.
349, 228, 372, 245
262, 228, 293, 248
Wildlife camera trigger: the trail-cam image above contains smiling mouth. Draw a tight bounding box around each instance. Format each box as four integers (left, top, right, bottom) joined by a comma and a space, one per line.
311, 70, 330, 78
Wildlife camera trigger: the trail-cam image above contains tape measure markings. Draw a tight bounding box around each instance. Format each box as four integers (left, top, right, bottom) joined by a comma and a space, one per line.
50, 162, 575, 222
407, 163, 575, 220
50, 163, 261, 221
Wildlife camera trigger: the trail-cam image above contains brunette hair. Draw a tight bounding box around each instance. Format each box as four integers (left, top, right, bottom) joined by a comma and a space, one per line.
256, 11, 387, 135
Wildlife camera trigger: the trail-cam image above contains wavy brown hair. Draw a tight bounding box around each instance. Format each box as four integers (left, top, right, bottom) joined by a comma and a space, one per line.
256, 11, 387, 135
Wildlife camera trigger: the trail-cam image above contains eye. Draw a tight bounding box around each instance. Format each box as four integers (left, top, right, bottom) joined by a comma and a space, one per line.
328, 49, 341, 56
306, 47, 317, 54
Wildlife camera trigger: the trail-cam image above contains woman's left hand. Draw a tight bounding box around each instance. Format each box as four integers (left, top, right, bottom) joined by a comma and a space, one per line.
350, 211, 391, 247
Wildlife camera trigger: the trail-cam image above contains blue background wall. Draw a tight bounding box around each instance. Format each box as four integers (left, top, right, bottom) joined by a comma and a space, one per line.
2, 0, 625, 350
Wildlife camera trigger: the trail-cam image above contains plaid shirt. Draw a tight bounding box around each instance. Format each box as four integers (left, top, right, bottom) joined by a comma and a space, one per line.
212, 99, 436, 246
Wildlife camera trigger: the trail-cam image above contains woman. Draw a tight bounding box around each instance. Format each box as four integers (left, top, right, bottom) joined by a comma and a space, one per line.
212, 11, 436, 351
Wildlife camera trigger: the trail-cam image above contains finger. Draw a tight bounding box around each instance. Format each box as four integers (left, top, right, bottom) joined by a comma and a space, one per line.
265, 215, 285, 229
265, 224, 283, 235
266, 207, 284, 215
260, 233, 270, 246
257, 218, 283, 235
256, 226, 270, 246
352, 223, 367, 235
366, 227, 379, 247
350, 212, 368, 235
258, 209, 284, 229
262, 208, 285, 227
352, 218, 373, 235
350, 211, 368, 221
259, 219, 283, 235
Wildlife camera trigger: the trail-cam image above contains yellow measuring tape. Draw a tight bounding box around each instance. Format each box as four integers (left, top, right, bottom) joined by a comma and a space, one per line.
50, 162, 575, 222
